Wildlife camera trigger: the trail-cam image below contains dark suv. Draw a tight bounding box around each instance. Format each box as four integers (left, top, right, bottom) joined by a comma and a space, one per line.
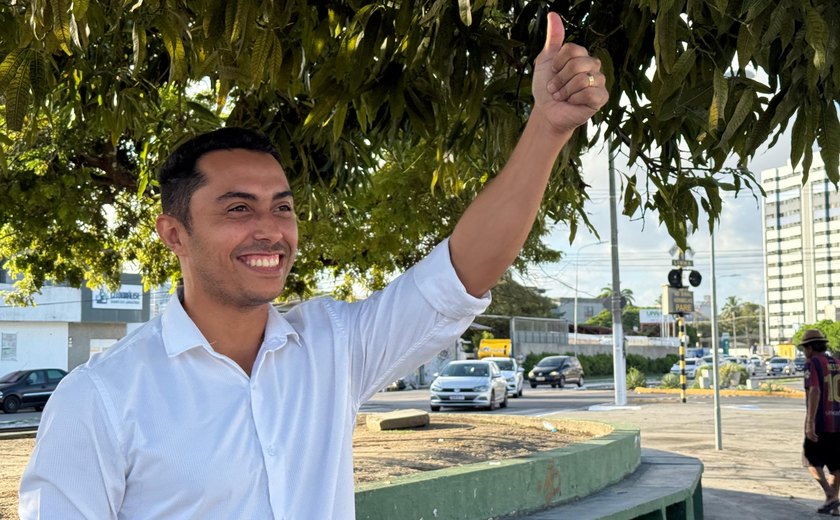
0, 369, 68, 413
527, 356, 584, 388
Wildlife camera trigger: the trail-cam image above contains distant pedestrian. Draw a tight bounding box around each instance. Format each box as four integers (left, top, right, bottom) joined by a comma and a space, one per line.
799, 329, 840, 515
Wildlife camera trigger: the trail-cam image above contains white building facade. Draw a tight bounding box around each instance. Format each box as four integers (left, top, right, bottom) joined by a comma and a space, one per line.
0, 272, 150, 376
762, 157, 840, 345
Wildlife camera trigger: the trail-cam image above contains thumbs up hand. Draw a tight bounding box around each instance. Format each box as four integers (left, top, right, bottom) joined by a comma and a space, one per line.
532, 12, 607, 136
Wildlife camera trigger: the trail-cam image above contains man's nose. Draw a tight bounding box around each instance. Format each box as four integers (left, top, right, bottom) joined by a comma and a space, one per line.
252, 211, 287, 242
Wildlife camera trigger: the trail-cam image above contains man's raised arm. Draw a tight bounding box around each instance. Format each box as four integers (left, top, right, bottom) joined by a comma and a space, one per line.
449, 12, 608, 297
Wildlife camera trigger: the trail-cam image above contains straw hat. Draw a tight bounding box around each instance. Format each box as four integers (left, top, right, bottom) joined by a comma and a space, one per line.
798, 329, 828, 348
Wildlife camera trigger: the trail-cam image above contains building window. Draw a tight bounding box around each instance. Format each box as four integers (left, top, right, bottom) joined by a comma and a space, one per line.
1, 333, 17, 361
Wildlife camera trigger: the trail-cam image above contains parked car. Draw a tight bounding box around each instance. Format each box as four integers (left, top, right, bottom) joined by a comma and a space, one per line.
793, 356, 806, 373
0, 369, 68, 414
766, 357, 796, 376
735, 356, 757, 376
527, 356, 584, 388
670, 358, 705, 379
429, 360, 508, 411
702, 354, 737, 367
483, 357, 524, 398
749, 355, 765, 373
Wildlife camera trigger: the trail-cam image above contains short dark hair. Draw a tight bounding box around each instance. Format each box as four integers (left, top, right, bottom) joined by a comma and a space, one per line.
158, 127, 283, 231
810, 341, 829, 353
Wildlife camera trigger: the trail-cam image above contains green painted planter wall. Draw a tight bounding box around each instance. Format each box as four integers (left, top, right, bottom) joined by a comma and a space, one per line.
355, 418, 640, 520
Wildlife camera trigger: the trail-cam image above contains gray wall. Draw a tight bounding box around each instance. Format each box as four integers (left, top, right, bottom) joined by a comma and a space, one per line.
517, 343, 678, 360
68, 323, 127, 369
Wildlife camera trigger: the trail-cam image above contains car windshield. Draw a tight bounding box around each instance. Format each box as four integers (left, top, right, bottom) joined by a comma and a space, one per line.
441, 363, 490, 377
0, 371, 25, 384
491, 360, 514, 370
770, 358, 788, 363
684, 360, 697, 366
537, 357, 566, 367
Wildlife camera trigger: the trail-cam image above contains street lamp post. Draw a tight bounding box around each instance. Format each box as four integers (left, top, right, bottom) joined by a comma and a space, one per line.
573, 241, 607, 348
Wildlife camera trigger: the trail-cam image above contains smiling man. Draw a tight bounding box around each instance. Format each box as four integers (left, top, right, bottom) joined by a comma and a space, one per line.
20, 12, 608, 519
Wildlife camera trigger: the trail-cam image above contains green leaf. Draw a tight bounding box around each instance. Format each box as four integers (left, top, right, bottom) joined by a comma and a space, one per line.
654, 7, 677, 73
5, 66, 32, 131
458, 0, 472, 26
251, 29, 272, 86
28, 52, 48, 104
132, 22, 147, 76
0, 49, 29, 89
804, 5, 828, 70
719, 89, 753, 147
819, 103, 840, 183
52, 0, 74, 55
332, 102, 348, 143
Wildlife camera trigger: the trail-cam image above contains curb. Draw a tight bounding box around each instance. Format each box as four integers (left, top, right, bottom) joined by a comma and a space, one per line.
355, 415, 641, 520
634, 387, 805, 399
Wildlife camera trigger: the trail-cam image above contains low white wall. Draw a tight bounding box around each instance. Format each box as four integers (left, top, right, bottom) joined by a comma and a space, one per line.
0, 322, 69, 374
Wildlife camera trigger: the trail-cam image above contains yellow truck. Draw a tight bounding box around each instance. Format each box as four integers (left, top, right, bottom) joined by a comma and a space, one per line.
477, 338, 511, 359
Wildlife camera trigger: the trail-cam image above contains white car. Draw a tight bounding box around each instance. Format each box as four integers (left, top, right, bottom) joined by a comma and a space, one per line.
670, 358, 705, 378
430, 360, 508, 412
483, 357, 524, 398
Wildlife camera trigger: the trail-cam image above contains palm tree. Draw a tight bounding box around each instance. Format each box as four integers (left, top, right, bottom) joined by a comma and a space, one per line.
721, 296, 740, 349
597, 284, 635, 307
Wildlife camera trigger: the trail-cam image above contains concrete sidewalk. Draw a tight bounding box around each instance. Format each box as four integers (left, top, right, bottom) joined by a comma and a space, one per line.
519, 393, 831, 520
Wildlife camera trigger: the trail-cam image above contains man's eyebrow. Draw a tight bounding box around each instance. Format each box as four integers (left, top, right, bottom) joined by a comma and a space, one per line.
216, 190, 294, 202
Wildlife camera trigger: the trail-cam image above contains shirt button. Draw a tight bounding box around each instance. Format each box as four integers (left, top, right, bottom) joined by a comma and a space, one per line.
267, 446, 276, 456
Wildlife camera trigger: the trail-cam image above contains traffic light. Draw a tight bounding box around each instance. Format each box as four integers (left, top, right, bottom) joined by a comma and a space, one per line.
668, 269, 683, 288
688, 270, 702, 287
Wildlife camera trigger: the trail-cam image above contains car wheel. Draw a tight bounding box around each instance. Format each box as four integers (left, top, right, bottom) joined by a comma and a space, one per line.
430, 405, 440, 412
577, 376, 584, 388
2, 396, 21, 414
500, 394, 508, 408
558, 376, 566, 389
518, 387, 524, 398
550, 384, 557, 388
35, 404, 45, 412
486, 392, 496, 411
530, 383, 537, 389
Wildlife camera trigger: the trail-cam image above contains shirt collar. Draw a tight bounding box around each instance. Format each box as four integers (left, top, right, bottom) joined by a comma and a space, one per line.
161, 289, 300, 357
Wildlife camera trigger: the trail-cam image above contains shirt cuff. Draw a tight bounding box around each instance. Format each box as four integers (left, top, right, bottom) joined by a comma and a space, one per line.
412, 238, 491, 320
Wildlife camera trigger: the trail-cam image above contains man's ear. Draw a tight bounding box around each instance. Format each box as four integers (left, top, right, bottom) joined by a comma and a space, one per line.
156, 214, 188, 256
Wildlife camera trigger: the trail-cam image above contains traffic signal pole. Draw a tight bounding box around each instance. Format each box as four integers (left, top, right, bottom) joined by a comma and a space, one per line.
678, 315, 686, 403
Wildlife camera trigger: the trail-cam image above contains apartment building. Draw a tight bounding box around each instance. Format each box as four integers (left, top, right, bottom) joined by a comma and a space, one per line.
762, 156, 840, 345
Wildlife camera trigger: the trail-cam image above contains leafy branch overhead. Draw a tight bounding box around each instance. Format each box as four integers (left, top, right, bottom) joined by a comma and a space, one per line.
0, 0, 838, 300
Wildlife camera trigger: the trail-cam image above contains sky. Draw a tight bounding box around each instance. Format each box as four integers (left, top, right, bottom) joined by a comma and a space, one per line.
517, 132, 793, 312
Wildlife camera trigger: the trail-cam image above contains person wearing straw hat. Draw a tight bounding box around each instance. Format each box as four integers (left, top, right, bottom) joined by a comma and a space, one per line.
799, 329, 840, 515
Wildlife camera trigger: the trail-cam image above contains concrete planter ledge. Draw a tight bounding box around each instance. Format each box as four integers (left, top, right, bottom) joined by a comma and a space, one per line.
355, 416, 641, 520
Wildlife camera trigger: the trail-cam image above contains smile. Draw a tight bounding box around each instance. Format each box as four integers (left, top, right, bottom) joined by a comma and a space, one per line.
241, 254, 281, 269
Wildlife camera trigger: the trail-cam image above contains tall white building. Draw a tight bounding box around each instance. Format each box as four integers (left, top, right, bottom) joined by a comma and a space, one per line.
762, 156, 840, 346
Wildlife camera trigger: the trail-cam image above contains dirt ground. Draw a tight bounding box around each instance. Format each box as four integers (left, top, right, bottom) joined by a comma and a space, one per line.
0, 414, 591, 518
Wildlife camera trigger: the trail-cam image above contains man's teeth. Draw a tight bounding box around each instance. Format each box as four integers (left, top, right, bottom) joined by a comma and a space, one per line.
246, 256, 279, 268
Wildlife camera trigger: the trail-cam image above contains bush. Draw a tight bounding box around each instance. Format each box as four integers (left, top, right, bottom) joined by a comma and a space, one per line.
626, 367, 647, 390
660, 373, 680, 389
720, 362, 748, 388
627, 353, 680, 375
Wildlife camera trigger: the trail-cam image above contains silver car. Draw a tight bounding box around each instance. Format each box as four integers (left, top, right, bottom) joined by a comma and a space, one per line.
483, 357, 524, 398
430, 360, 508, 411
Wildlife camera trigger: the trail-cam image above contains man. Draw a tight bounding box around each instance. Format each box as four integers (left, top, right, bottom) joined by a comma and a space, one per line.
20, 12, 607, 519
800, 329, 840, 515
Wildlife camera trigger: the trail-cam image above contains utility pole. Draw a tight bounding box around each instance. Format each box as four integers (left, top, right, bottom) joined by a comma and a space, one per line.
608, 141, 626, 406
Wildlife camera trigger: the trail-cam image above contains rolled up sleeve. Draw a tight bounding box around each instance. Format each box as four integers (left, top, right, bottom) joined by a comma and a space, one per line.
19, 369, 125, 520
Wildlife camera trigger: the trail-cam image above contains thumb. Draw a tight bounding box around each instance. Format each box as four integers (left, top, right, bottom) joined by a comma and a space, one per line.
542, 12, 565, 57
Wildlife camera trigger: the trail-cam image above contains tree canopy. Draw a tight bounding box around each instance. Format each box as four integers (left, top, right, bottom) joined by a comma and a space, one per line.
1, 0, 839, 301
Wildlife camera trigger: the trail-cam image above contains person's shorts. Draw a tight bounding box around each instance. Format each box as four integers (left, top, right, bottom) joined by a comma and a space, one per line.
804, 432, 840, 471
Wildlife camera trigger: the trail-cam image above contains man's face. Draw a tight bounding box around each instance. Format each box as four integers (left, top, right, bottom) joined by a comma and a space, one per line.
169, 148, 298, 310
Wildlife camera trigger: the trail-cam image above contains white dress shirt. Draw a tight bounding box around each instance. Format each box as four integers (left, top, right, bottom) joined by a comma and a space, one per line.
19, 239, 489, 519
